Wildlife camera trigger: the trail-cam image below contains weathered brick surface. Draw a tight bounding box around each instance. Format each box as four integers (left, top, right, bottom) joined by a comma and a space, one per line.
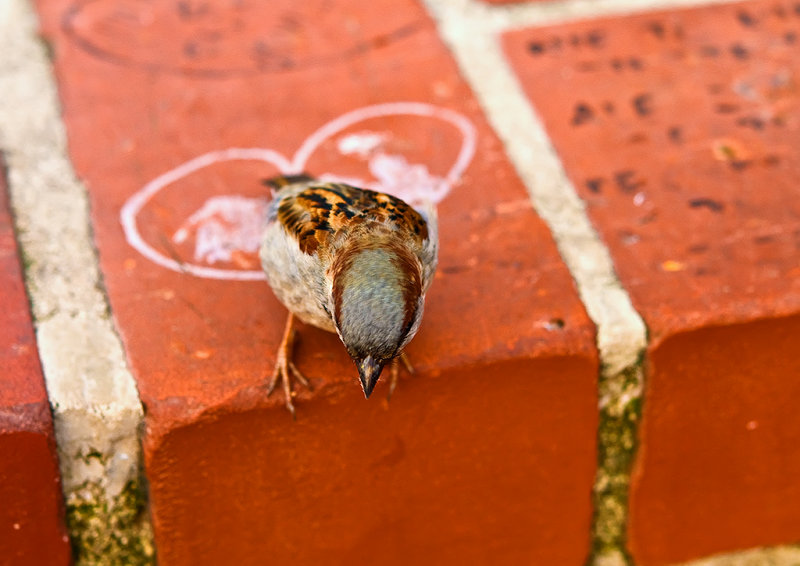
503, 1, 800, 564
35, 0, 599, 563
0, 160, 71, 564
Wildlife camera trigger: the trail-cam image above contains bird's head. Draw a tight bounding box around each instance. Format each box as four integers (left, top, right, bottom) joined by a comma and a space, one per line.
328, 239, 424, 398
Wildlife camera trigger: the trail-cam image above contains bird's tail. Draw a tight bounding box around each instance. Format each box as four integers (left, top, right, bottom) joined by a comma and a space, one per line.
261, 173, 315, 191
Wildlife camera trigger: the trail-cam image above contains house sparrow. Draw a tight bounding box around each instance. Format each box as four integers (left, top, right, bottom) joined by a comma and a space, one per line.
259, 174, 438, 416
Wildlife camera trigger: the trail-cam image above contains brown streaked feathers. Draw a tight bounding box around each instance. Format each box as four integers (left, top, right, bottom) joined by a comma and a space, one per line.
271, 182, 429, 256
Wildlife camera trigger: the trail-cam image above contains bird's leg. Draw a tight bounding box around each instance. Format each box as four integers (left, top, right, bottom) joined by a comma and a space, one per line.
267, 313, 312, 418
387, 352, 415, 400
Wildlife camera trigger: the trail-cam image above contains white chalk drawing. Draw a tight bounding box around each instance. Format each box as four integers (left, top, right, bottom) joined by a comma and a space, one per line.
172, 195, 269, 266
337, 131, 387, 157
120, 102, 477, 280
323, 131, 450, 206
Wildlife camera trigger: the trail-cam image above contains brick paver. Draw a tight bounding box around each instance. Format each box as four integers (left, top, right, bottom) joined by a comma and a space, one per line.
503, 1, 800, 563
0, 159, 71, 565
35, 0, 599, 563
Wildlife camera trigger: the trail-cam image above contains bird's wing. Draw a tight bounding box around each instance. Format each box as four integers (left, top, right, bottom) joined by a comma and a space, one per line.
270, 181, 431, 257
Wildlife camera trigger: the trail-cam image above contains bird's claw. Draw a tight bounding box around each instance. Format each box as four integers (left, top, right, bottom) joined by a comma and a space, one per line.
267, 314, 312, 418
387, 352, 415, 401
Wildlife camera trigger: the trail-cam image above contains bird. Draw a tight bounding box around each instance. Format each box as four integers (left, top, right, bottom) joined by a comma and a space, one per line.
259, 174, 438, 416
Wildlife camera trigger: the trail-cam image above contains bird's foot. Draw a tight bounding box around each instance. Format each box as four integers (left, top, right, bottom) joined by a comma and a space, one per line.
267, 313, 312, 418
387, 352, 415, 401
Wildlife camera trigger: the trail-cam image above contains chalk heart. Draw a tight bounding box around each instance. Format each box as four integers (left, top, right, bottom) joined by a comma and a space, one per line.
121, 102, 477, 281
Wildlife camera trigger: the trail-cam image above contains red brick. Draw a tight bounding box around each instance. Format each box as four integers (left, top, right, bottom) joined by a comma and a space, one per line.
0, 159, 71, 564
36, 0, 598, 563
503, 1, 800, 563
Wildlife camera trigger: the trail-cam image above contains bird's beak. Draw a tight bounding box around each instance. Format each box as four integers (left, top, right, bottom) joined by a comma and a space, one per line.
356, 355, 385, 399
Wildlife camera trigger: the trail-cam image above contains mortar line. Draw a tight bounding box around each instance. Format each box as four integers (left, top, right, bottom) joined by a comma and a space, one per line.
0, 0, 152, 562
436, 0, 743, 33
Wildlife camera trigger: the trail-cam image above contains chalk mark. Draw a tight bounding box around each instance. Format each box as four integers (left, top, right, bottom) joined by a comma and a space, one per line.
120, 102, 477, 280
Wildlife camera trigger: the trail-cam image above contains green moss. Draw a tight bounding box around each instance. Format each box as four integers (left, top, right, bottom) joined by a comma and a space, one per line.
66, 478, 154, 566
588, 358, 646, 566
18, 245, 34, 272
